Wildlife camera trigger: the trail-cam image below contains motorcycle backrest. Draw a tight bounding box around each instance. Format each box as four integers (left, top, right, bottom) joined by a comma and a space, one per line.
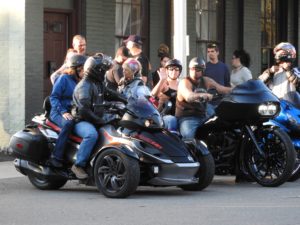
43, 96, 51, 118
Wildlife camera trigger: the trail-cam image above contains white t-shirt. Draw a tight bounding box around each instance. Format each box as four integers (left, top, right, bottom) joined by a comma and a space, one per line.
230, 67, 252, 87
270, 70, 296, 99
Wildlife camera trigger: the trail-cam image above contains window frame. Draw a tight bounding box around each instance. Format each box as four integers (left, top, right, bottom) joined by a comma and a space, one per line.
115, 0, 149, 57
195, 0, 225, 60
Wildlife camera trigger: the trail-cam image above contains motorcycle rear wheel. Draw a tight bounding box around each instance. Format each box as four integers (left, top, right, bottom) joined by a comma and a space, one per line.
243, 127, 296, 187
179, 154, 215, 191
288, 148, 300, 181
94, 148, 140, 198
28, 173, 68, 190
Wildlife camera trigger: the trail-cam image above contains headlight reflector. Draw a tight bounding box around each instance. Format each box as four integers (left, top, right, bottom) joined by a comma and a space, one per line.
258, 103, 278, 116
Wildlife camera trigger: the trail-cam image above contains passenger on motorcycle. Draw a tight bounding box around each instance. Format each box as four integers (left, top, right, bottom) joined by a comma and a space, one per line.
118, 58, 144, 98
71, 53, 126, 179
259, 42, 300, 108
50, 35, 87, 84
176, 57, 232, 140
151, 59, 182, 133
48, 54, 86, 168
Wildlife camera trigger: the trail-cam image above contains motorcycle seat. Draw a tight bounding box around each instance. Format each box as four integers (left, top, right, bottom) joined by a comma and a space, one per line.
45, 119, 83, 143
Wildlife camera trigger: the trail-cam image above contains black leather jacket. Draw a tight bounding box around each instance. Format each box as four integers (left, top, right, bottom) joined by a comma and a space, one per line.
72, 72, 126, 126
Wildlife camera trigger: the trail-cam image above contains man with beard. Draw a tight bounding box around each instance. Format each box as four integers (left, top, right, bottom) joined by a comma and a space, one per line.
176, 57, 232, 140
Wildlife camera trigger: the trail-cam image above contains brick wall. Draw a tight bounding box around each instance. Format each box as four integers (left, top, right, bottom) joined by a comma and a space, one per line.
0, 1, 26, 147
25, 0, 43, 123
224, 0, 239, 67
149, 0, 168, 72
187, 0, 197, 71
85, 0, 115, 57
243, 0, 261, 77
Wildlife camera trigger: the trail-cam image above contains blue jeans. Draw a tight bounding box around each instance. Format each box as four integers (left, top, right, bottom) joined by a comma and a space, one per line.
73, 121, 98, 167
206, 103, 216, 118
178, 116, 207, 140
50, 113, 75, 161
163, 115, 178, 133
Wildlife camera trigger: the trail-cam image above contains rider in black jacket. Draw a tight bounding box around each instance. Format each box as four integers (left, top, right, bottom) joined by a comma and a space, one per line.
71, 53, 126, 179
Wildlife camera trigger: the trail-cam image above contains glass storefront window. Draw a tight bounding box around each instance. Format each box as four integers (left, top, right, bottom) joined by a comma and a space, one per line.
261, 0, 277, 71
115, 0, 142, 49
195, 0, 224, 59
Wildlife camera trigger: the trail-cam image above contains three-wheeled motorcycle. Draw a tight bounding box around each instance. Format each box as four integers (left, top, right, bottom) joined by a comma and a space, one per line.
9, 86, 215, 198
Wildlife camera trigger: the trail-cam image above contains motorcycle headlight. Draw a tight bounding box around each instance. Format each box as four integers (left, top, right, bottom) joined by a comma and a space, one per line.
258, 103, 278, 116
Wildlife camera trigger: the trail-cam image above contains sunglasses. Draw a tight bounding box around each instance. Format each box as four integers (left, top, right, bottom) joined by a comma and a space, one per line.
167, 67, 180, 72
190, 67, 204, 72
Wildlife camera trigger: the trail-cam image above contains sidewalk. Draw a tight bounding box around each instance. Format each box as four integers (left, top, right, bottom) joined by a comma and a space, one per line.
0, 149, 13, 162
0, 161, 23, 179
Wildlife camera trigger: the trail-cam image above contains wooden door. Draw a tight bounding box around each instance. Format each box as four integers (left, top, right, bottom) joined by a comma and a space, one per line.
44, 12, 68, 97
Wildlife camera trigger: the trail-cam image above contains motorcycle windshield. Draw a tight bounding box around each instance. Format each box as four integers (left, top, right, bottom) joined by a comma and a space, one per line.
127, 96, 160, 119
126, 85, 151, 99
215, 80, 280, 121
226, 79, 279, 104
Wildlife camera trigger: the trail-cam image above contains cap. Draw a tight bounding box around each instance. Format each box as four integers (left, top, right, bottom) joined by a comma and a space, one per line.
124, 35, 143, 45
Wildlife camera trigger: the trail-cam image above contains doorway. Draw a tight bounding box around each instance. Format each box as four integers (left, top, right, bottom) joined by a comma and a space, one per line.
44, 12, 69, 97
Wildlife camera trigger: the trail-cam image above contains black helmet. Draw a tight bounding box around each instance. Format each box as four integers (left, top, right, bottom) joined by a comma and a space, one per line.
84, 53, 113, 81
165, 59, 182, 72
189, 57, 206, 71
66, 54, 87, 68
273, 42, 297, 63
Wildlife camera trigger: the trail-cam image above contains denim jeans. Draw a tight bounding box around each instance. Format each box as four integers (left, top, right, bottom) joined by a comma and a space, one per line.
73, 121, 98, 167
206, 103, 216, 118
50, 113, 75, 161
163, 115, 178, 133
178, 116, 207, 140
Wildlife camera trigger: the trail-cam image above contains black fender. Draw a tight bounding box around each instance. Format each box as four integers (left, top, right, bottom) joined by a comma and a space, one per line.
92, 143, 140, 167
184, 139, 211, 157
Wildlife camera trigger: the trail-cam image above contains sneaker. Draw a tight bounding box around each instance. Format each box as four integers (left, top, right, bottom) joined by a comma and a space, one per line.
47, 157, 63, 168
71, 165, 88, 179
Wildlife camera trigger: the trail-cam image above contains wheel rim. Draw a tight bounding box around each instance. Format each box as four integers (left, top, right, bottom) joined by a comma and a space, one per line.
292, 148, 300, 175
29, 173, 49, 185
96, 154, 127, 193
247, 131, 287, 183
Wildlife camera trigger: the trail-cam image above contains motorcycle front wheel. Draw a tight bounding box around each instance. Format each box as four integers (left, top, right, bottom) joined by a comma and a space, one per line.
242, 127, 296, 187
179, 154, 215, 191
94, 148, 140, 198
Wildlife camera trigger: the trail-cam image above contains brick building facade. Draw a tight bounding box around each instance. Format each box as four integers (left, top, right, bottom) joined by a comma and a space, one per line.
0, 0, 299, 147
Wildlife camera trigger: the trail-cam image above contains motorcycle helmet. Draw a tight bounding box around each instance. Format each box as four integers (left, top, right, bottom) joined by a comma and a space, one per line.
189, 57, 206, 71
273, 42, 297, 63
66, 54, 87, 68
122, 58, 141, 76
84, 53, 113, 81
165, 59, 182, 73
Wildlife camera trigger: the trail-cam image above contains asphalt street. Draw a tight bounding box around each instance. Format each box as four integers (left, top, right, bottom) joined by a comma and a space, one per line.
1, 160, 300, 225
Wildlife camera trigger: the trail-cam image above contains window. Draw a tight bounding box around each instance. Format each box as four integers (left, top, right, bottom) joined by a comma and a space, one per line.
115, 0, 148, 51
195, 0, 224, 59
261, 0, 278, 71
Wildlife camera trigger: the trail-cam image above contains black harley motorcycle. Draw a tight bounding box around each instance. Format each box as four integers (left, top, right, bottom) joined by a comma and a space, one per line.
9, 86, 215, 198
196, 79, 296, 187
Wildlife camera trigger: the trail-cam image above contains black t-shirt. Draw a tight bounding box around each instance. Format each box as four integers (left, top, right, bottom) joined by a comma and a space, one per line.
152, 69, 160, 87
105, 60, 123, 91
136, 54, 151, 88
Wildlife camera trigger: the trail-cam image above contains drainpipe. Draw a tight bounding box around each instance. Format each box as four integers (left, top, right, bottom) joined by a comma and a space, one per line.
173, 0, 188, 77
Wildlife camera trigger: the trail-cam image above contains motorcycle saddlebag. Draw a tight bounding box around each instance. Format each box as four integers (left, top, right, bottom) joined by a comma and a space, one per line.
9, 128, 50, 162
